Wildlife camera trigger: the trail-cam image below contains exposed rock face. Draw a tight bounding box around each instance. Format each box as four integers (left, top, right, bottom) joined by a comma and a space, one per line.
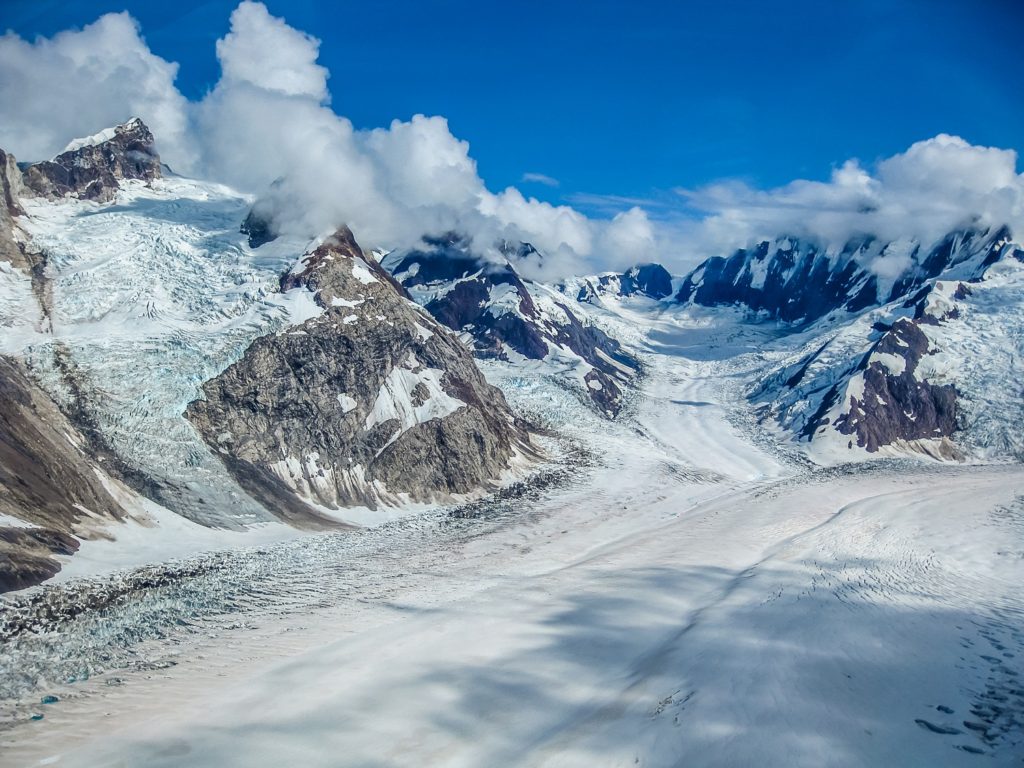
831, 319, 957, 452
0, 355, 128, 592
21, 118, 161, 203
240, 205, 278, 248
753, 273, 984, 456
186, 227, 532, 513
676, 228, 1012, 323
581, 263, 674, 301
384, 234, 638, 416
1, 149, 24, 219
0, 148, 28, 269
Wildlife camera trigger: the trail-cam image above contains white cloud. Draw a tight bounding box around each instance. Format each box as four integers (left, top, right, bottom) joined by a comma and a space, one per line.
599, 207, 657, 269
215, 1, 329, 100
1, 3, 1021, 281
522, 172, 559, 187
0, 12, 194, 170
678, 135, 1024, 266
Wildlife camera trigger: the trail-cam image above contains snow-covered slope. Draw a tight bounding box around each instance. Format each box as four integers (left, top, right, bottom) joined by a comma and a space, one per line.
753, 255, 1024, 462
0, 122, 540, 588
575, 262, 675, 303
9, 175, 319, 526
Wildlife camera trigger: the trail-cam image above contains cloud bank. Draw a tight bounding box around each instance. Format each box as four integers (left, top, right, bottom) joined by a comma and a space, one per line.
1, 2, 1022, 277
679, 135, 1024, 263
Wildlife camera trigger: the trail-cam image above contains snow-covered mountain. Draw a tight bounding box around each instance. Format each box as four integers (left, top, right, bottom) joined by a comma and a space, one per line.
575, 263, 675, 303
1, 117, 1023, 593
382, 234, 640, 416
752, 257, 1024, 461
633, 227, 1021, 460
675, 228, 1013, 324
0, 120, 537, 587
187, 227, 533, 515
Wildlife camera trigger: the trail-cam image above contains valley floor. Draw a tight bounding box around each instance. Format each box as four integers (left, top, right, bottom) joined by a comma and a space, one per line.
1, 307, 1022, 767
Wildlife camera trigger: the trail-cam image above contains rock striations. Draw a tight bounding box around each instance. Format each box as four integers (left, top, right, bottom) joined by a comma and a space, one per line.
186, 227, 534, 514
0, 356, 131, 591
830, 318, 957, 452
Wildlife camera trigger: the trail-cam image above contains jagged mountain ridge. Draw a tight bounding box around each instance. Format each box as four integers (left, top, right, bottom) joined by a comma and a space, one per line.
0, 120, 538, 589
750, 257, 1024, 459
20, 118, 161, 203
576, 263, 674, 303
382, 234, 640, 416
0, 116, 1022, 594
675, 227, 1013, 324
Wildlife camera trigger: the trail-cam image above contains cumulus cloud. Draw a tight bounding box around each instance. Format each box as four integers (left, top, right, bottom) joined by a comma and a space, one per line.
678, 135, 1024, 264
190, 2, 656, 280
600, 208, 657, 269
215, 1, 329, 100
1, 3, 1021, 280
0, 12, 194, 170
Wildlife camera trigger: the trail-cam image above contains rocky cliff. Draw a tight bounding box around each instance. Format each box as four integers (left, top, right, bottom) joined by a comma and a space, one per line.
828, 317, 957, 452
187, 227, 533, 513
21, 118, 161, 203
0, 148, 30, 271
0, 355, 129, 591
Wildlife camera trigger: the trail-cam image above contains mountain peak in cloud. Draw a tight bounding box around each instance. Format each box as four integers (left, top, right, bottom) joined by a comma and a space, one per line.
0, 2, 1020, 278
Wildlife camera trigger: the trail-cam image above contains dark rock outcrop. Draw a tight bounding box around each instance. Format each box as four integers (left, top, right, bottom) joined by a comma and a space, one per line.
186, 227, 533, 513
385, 234, 638, 416
0, 355, 128, 592
240, 205, 278, 248
21, 118, 161, 203
676, 228, 1012, 324
583, 263, 674, 301
832, 319, 957, 452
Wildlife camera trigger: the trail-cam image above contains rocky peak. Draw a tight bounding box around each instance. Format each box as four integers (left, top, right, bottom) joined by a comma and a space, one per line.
580, 263, 674, 301
186, 226, 533, 514
384, 235, 639, 416
282, 226, 409, 303
21, 118, 161, 203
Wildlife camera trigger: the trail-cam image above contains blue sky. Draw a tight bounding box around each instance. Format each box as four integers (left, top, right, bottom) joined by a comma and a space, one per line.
5, 0, 1022, 217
